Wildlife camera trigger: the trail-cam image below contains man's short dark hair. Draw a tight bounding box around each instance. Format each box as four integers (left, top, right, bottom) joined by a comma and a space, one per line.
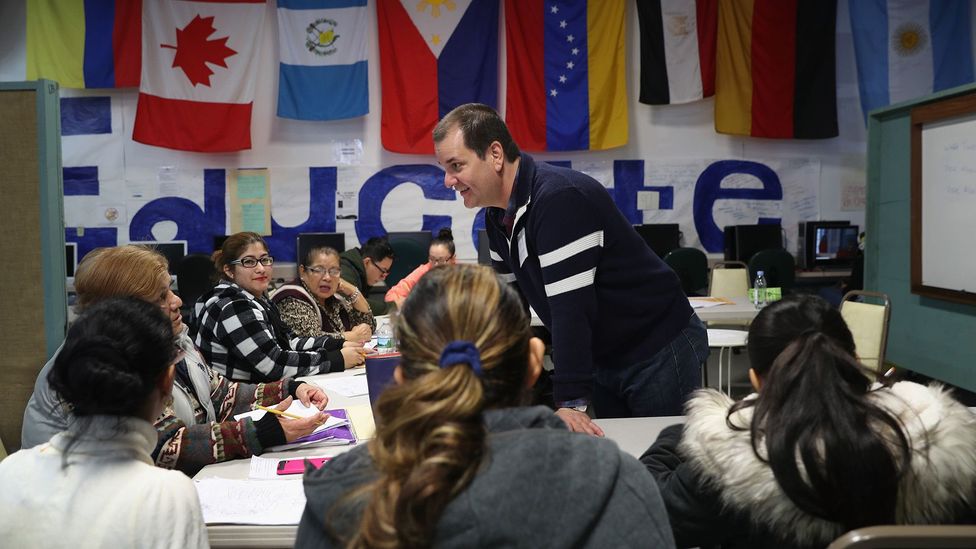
362, 237, 394, 263
433, 103, 521, 162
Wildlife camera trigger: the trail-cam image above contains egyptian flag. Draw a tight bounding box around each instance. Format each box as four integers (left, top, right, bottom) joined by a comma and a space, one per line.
636, 0, 717, 105
714, 0, 838, 139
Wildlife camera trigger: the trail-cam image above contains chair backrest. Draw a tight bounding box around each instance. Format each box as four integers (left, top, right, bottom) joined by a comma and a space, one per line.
175, 254, 217, 305
840, 290, 891, 375
664, 247, 708, 296
828, 525, 976, 549
748, 248, 796, 289
709, 261, 750, 298
385, 237, 429, 288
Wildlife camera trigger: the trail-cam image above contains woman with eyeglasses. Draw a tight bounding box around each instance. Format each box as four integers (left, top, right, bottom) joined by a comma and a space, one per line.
384, 228, 458, 309
194, 232, 366, 382
2, 298, 208, 548
22, 244, 331, 476
270, 245, 376, 341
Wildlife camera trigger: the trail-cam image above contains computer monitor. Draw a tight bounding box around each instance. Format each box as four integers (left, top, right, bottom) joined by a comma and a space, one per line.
634, 224, 681, 259
213, 235, 230, 252
297, 232, 346, 264
811, 224, 859, 269
797, 221, 853, 269
477, 229, 491, 265
134, 240, 188, 274
724, 224, 783, 264
65, 242, 77, 278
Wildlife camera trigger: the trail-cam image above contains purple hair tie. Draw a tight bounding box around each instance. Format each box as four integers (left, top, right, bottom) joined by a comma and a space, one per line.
439, 340, 483, 376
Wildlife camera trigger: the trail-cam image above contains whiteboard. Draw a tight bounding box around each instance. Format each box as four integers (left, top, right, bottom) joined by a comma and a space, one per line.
920, 113, 976, 295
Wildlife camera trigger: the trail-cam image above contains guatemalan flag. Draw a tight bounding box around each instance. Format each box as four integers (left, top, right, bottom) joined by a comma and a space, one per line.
133, 0, 266, 152
850, 0, 974, 122
505, 0, 628, 151
26, 0, 141, 89
277, 0, 369, 121
377, 0, 499, 154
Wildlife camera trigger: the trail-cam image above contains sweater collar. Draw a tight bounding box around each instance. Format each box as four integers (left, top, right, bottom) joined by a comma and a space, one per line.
51, 415, 159, 465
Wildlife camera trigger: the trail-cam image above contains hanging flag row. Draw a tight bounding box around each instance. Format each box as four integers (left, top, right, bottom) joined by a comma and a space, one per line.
26, 0, 628, 154
636, 0, 976, 139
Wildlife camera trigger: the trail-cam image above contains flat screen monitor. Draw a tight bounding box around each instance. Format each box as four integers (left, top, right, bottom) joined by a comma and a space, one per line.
634, 224, 681, 258
724, 224, 783, 263
812, 225, 859, 268
477, 229, 491, 265
134, 241, 188, 274
297, 232, 346, 264
65, 242, 77, 278
213, 235, 230, 252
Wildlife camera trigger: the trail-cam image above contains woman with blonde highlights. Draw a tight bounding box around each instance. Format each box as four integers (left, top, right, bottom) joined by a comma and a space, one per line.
295, 265, 675, 548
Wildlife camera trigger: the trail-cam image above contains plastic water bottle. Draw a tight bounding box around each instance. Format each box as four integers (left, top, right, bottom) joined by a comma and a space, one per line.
753, 270, 767, 310
375, 322, 396, 353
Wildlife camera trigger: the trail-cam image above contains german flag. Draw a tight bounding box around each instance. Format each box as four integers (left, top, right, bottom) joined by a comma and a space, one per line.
714, 0, 838, 139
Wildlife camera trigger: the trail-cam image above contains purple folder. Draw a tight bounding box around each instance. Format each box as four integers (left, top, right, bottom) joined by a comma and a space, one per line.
293, 409, 356, 444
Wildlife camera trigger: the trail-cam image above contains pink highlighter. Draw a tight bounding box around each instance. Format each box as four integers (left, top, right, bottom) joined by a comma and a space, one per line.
276, 457, 331, 476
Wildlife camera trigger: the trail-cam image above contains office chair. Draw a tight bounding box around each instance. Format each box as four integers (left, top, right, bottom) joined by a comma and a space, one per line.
709, 261, 750, 299
385, 238, 429, 288
840, 290, 891, 377
706, 261, 750, 391
174, 254, 217, 327
748, 248, 796, 291
663, 247, 708, 296
828, 525, 976, 548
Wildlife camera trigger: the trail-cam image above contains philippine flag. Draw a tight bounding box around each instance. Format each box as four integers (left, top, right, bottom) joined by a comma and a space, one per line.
850, 0, 974, 122
133, 0, 266, 152
277, 0, 369, 121
377, 0, 499, 154
505, 0, 628, 151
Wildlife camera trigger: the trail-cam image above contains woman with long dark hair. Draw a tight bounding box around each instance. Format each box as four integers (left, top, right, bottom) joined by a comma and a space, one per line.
642, 295, 976, 548
295, 265, 675, 548
1, 298, 207, 547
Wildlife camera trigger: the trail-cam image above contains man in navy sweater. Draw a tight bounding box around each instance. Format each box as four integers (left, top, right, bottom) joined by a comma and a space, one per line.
433, 104, 708, 433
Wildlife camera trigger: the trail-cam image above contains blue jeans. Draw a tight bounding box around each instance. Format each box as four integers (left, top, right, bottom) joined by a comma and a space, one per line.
593, 314, 709, 417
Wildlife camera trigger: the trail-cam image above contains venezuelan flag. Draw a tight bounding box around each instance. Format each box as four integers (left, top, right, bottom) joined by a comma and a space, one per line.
26, 0, 141, 89
505, 0, 628, 151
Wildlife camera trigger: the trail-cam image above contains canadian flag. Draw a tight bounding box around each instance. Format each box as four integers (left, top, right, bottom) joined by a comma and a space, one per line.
133, 0, 266, 152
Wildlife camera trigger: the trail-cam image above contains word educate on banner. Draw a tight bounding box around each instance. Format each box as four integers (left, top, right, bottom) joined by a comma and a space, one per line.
64, 160, 792, 263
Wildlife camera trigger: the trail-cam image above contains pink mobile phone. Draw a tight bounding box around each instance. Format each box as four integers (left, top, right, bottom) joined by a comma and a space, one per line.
276, 457, 331, 476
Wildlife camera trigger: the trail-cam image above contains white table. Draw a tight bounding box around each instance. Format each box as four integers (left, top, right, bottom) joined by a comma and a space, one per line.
197, 370, 683, 547
691, 296, 759, 323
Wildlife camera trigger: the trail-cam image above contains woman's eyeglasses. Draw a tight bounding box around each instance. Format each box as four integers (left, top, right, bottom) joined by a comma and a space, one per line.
306, 266, 342, 277
429, 254, 455, 266
229, 256, 274, 268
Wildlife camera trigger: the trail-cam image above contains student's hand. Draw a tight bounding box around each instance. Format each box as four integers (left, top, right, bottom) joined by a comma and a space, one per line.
273, 396, 331, 442
343, 324, 372, 343
555, 408, 605, 437
294, 383, 329, 410
341, 345, 366, 368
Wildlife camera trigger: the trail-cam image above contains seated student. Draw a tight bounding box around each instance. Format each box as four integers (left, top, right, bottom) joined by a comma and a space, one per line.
22, 245, 331, 475
295, 265, 675, 548
641, 295, 976, 548
384, 227, 458, 308
1, 298, 208, 548
339, 236, 394, 316
271, 245, 375, 341
195, 231, 365, 382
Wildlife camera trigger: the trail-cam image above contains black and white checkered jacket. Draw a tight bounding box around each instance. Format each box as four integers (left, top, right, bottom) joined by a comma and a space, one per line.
193, 281, 344, 382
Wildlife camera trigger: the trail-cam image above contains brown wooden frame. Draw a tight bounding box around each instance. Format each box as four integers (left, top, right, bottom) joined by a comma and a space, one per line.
909, 92, 976, 305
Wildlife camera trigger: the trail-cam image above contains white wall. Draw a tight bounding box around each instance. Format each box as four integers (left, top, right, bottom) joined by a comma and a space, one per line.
0, 0, 895, 262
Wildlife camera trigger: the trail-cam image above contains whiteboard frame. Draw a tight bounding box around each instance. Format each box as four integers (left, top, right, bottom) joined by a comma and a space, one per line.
910, 92, 976, 305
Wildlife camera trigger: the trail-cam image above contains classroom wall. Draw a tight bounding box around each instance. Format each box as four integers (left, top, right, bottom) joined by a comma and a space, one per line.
0, 0, 912, 265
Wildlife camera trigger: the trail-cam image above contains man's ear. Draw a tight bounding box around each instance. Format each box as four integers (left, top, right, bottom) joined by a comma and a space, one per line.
489, 141, 504, 171
524, 337, 544, 389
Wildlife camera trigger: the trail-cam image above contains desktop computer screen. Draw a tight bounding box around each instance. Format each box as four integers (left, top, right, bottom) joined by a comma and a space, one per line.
133, 241, 188, 274
297, 232, 346, 264
65, 242, 77, 278
813, 225, 859, 266
634, 224, 681, 259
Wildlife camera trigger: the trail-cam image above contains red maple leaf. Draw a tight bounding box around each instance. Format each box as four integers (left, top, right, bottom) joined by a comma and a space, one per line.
161, 15, 237, 87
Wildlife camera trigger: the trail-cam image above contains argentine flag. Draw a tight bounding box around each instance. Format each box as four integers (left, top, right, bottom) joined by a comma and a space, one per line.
277, 0, 369, 121
850, 0, 974, 122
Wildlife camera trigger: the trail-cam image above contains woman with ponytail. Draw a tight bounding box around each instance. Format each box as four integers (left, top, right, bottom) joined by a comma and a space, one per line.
0, 298, 207, 547
641, 295, 976, 548
295, 265, 675, 548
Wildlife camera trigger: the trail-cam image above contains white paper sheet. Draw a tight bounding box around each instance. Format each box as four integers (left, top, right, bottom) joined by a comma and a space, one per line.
194, 478, 306, 525
313, 375, 369, 397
